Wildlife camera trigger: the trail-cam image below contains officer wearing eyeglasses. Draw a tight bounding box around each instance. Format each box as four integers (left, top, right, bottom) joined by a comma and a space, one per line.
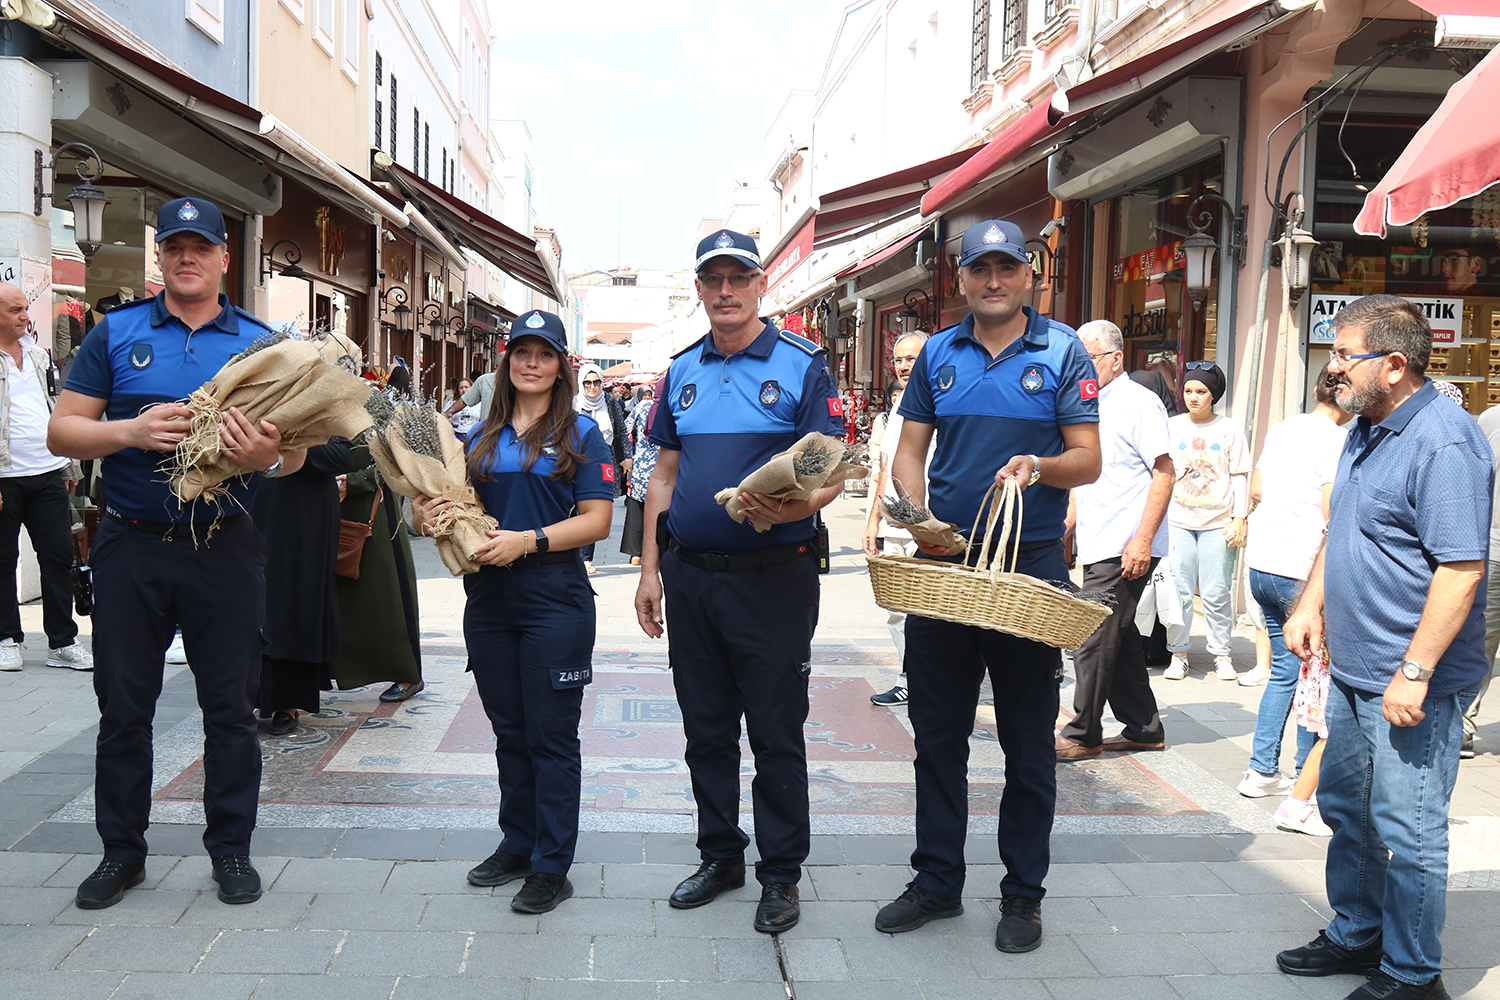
634, 229, 844, 934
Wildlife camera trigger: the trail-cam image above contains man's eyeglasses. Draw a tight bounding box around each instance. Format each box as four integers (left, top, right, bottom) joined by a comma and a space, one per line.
581, 379, 602, 387
1088, 350, 1122, 360
1329, 350, 1391, 368
699, 272, 760, 291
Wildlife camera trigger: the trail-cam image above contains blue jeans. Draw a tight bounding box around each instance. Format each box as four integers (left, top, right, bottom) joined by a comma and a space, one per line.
1166, 525, 1235, 655
1320, 677, 1476, 984
1247, 569, 1317, 776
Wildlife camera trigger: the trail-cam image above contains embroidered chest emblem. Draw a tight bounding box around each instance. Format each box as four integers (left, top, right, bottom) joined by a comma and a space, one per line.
759, 380, 781, 406
680, 383, 697, 409
129, 343, 154, 369
936, 365, 956, 392
1021, 365, 1045, 393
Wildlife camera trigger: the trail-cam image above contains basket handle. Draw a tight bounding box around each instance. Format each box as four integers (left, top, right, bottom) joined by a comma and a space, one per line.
987, 476, 1024, 582
965, 482, 1002, 571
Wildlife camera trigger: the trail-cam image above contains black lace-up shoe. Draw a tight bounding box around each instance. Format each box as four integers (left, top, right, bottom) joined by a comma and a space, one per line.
753, 881, 799, 933
875, 881, 964, 933
668, 859, 746, 909
1342, 973, 1449, 1000
466, 848, 532, 887
511, 872, 573, 913
210, 855, 262, 904
1277, 930, 1384, 977
75, 859, 145, 910
995, 895, 1043, 952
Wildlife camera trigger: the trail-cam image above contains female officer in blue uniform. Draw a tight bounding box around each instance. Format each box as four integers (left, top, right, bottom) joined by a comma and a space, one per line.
412, 310, 613, 914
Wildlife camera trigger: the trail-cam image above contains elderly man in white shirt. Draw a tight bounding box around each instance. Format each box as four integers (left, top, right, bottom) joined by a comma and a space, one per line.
1056, 320, 1173, 760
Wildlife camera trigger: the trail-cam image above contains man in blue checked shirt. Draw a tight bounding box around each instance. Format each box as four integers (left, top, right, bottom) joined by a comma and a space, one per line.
878, 219, 1101, 954
1276, 295, 1490, 1000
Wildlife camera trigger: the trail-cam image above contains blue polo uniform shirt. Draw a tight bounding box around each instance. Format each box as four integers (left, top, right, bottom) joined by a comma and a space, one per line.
898, 307, 1098, 543
651, 320, 843, 553
466, 415, 616, 527
1324, 379, 1493, 697
64, 294, 271, 524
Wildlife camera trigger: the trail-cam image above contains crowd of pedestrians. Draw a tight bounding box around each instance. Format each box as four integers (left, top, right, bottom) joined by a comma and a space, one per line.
0, 202, 1488, 1000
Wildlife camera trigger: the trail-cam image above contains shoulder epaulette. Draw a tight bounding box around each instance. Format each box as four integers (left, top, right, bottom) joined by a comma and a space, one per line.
670, 335, 708, 360
232, 307, 274, 333
776, 330, 823, 356
108, 297, 151, 313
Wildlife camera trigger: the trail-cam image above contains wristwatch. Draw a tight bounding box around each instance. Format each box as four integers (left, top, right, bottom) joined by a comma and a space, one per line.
260, 456, 284, 479
1401, 659, 1434, 682
533, 526, 550, 554
1026, 455, 1042, 487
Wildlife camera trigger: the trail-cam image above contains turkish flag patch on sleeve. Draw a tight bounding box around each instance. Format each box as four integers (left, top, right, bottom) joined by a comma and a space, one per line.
1080, 379, 1099, 400
828, 397, 844, 417
601, 463, 615, 483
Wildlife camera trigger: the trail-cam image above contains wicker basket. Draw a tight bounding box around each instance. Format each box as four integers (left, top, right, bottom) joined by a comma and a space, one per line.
867, 478, 1111, 649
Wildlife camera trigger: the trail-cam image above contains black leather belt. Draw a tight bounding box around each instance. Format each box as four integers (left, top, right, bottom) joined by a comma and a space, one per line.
667, 537, 813, 572
508, 549, 580, 568
104, 507, 243, 537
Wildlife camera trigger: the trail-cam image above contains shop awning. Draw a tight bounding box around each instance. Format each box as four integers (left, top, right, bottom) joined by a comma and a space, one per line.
836, 228, 924, 279
601, 362, 632, 379
921, 104, 1065, 216
1354, 43, 1500, 237
377, 160, 561, 301
1409, 0, 1496, 14
818, 148, 978, 241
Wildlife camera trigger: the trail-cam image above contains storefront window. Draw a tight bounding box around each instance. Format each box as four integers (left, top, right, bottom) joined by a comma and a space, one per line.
1310, 116, 1500, 414
1105, 154, 1225, 378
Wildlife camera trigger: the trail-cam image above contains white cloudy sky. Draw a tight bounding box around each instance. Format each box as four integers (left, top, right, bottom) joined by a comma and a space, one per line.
491, 0, 845, 274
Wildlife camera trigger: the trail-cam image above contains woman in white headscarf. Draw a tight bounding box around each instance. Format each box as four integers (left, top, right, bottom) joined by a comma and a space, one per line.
572, 363, 628, 574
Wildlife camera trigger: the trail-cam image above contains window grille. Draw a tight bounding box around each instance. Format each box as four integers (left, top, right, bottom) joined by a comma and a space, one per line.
389, 76, 397, 160
1002, 0, 1026, 61
970, 0, 991, 91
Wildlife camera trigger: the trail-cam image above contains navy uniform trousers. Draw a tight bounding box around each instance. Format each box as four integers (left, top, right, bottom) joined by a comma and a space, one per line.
905, 542, 1067, 901
661, 549, 819, 885
92, 514, 266, 864
465, 558, 595, 876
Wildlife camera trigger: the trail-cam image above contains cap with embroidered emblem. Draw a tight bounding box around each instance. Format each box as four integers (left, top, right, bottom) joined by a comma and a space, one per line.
695, 229, 761, 272
957, 219, 1029, 268
507, 310, 569, 354
155, 197, 229, 246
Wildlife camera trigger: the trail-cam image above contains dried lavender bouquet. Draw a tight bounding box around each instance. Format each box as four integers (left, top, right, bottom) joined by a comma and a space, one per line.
713, 432, 869, 532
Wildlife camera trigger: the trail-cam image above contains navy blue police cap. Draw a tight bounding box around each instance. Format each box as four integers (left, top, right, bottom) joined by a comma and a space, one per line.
508, 310, 569, 354
155, 197, 229, 246
957, 219, 1029, 268
695, 229, 761, 272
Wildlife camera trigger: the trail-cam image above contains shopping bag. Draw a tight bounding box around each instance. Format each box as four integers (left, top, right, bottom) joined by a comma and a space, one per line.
1135, 559, 1184, 633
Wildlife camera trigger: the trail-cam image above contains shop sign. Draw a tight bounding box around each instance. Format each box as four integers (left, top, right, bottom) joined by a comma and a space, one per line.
766, 218, 815, 294
1308, 294, 1463, 346
1113, 241, 1184, 284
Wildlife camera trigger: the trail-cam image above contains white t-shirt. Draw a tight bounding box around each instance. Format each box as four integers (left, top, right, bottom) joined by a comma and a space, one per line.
1245, 412, 1348, 581
1168, 412, 1252, 530
1074, 375, 1171, 566
877, 410, 935, 542
1477, 405, 1500, 558
2, 348, 67, 478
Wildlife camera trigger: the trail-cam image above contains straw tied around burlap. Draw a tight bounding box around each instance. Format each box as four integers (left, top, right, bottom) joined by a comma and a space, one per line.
366, 397, 495, 576
169, 333, 374, 504
714, 432, 869, 532
867, 477, 1111, 650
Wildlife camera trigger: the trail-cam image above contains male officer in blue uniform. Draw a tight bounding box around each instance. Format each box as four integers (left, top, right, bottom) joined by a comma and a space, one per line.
634, 229, 844, 933
877, 219, 1101, 952
49, 197, 303, 909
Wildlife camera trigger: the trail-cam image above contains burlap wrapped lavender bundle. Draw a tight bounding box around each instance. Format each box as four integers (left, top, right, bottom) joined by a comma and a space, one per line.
880, 495, 967, 553
365, 394, 496, 576
169, 332, 374, 504
714, 432, 869, 532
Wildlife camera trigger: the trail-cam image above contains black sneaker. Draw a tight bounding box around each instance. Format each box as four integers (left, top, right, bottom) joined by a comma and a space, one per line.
511, 872, 573, 913
75, 859, 145, 910
871, 685, 909, 706
995, 895, 1042, 952
1343, 972, 1449, 1000
1277, 930, 1384, 977
467, 848, 532, 887
210, 855, 262, 904
875, 881, 963, 933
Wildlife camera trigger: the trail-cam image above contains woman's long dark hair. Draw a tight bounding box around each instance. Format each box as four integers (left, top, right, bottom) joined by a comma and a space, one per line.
466, 337, 586, 484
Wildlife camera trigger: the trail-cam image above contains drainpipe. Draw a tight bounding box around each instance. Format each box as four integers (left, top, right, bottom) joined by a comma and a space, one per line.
1062, 0, 1100, 87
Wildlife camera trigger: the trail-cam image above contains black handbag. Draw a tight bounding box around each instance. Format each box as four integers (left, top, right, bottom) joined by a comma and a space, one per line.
71, 534, 93, 616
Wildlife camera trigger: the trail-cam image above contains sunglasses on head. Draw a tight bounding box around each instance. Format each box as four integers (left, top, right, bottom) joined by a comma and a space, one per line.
1184, 361, 1216, 371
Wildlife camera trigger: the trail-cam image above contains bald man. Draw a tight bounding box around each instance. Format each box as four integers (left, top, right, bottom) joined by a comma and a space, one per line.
0, 284, 88, 673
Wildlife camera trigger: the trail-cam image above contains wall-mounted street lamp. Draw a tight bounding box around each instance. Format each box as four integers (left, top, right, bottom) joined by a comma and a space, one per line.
419, 301, 447, 335
897, 288, 932, 329
1181, 192, 1248, 308
380, 285, 411, 332
34, 141, 109, 265
1025, 238, 1057, 288
1277, 214, 1320, 305
260, 239, 309, 283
